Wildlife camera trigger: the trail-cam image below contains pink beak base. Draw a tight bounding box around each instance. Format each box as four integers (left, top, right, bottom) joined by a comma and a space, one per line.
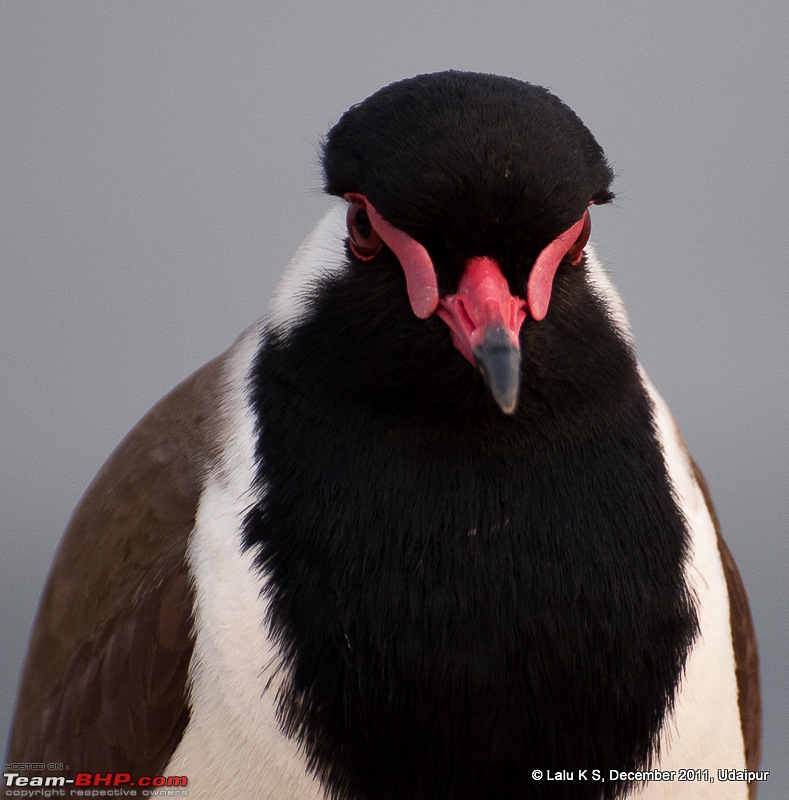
436, 257, 526, 366
437, 257, 526, 413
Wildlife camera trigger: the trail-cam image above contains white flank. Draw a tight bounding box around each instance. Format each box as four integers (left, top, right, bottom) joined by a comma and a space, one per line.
585, 258, 746, 798
628, 370, 747, 800
166, 322, 325, 799
584, 243, 635, 346
267, 204, 349, 332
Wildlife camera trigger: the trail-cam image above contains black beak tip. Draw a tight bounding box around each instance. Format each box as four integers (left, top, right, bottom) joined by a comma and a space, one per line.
472, 327, 522, 416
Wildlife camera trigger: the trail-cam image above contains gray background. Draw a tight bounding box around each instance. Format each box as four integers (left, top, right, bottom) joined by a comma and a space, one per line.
2, 1, 786, 793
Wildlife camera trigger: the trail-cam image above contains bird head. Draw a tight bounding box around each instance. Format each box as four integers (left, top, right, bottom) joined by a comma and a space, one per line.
321, 72, 615, 417
270, 72, 617, 421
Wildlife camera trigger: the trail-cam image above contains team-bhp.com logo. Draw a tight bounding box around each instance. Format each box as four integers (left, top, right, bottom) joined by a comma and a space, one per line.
4, 770, 188, 797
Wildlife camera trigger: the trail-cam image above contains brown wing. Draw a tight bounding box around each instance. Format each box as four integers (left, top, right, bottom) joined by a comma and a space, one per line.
687, 456, 762, 791
6, 352, 227, 779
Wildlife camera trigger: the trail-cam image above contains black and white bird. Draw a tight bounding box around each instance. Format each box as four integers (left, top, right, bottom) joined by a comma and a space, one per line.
7, 72, 760, 800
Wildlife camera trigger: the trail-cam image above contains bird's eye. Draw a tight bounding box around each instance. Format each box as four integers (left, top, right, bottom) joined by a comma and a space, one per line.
347, 200, 383, 261
566, 209, 591, 265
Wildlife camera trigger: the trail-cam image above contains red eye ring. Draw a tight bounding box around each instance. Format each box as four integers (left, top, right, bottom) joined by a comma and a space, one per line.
566, 209, 591, 265
346, 200, 383, 261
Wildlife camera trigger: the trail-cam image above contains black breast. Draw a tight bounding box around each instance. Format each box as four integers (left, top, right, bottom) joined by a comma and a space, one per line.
243, 268, 698, 800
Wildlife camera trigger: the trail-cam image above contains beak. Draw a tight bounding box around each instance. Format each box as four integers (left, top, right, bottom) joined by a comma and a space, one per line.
471, 326, 521, 414
436, 257, 526, 415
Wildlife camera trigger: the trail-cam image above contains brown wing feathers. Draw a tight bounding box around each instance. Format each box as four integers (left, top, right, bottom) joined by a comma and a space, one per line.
688, 455, 763, 786
6, 354, 226, 778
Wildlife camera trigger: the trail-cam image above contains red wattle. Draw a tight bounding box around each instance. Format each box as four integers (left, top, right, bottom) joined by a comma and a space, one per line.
526, 211, 589, 321
344, 193, 438, 318
343, 193, 589, 335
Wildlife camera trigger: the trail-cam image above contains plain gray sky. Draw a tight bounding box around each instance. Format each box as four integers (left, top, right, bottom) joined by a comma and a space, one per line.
2, 1, 786, 793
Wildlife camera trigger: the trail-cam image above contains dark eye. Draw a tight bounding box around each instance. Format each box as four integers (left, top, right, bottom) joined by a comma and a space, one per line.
566, 209, 591, 265
347, 200, 383, 261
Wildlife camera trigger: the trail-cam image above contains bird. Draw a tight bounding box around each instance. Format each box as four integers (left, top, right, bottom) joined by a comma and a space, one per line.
6, 71, 760, 800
